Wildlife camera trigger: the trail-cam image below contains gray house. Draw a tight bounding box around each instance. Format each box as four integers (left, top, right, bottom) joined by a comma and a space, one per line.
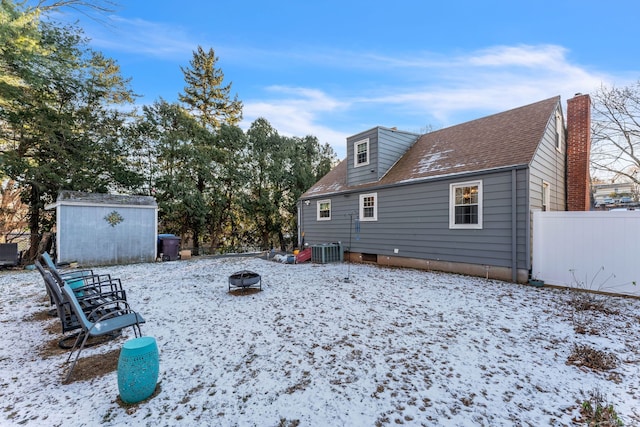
46, 191, 158, 266
298, 94, 591, 282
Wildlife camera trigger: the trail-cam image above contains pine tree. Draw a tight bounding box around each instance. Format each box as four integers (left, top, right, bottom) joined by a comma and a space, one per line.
179, 46, 243, 129
177, 46, 244, 253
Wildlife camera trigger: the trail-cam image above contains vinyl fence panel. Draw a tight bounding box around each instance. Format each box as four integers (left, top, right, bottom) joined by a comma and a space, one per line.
532, 211, 640, 296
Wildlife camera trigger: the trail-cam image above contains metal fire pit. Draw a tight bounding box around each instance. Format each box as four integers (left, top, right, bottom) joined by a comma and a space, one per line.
228, 270, 262, 292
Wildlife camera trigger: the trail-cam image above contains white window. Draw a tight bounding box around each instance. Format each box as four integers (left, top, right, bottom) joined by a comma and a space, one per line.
555, 111, 563, 151
317, 199, 331, 221
353, 138, 370, 168
542, 181, 550, 212
359, 192, 377, 221
449, 181, 483, 229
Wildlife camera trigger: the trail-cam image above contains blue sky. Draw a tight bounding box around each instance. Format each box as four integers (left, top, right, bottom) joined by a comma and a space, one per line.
52, 0, 639, 159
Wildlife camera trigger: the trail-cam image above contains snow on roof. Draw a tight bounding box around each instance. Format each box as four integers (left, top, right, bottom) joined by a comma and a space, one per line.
303, 96, 560, 198
46, 191, 157, 209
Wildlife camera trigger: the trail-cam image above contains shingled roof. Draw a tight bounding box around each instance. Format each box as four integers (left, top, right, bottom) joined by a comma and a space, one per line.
303, 96, 560, 198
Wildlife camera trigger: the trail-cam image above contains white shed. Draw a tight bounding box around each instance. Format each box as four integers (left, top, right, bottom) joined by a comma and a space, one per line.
46, 191, 158, 266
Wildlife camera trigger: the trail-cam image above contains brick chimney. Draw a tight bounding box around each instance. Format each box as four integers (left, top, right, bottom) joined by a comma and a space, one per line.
566, 93, 591, 211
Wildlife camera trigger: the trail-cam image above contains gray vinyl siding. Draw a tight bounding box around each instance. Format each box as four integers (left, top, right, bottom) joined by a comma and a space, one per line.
346, 127, 419, 186
529, 104, 566, 212
377, 128, 420, 180
527, 105, 566, 272
347, 128, 379, 186
301, 168, 529, 270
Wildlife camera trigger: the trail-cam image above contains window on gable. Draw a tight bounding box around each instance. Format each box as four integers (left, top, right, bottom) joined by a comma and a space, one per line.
353, 138, 370, 168
359, 192, 377, 221
555, 111, 563, 151
449, 181, 482, 229
542, 181, 550, 212
317, 199, 331, 221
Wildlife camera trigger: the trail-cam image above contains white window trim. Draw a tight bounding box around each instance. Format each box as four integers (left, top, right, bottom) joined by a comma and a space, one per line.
542, 181, 550, 212
353, 138, 370, 168
359, 192, 378, 221
555, 111, 563, 152
449, 180, 483, 229
317, 199, 331, 221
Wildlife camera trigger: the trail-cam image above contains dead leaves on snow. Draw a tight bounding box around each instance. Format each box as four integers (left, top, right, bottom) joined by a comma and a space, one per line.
567, 344, 618, 372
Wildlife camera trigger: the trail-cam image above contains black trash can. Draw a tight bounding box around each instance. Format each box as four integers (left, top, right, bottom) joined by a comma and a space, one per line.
158, 235, 181, 261
157, 234, 173, 255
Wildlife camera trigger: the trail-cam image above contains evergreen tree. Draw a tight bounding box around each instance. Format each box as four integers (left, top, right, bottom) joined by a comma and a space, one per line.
243, 119, 337, 251
179, 46, 242, 129
205, 124, 247, 252
0, 0, 141, 260
177, 46, 244, 253
138, 100, 213, 252
285, 136, 337, 247
244, 118, 286, 250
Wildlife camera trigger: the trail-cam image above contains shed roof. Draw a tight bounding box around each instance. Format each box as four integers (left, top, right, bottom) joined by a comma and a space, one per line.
46, 191, 157, 209
303, 96, 560, 198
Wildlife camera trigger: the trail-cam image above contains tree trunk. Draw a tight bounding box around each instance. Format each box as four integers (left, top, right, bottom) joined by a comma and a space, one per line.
192, 227, 200, 256
26, 186, 41, 262
261, 228, 270, 251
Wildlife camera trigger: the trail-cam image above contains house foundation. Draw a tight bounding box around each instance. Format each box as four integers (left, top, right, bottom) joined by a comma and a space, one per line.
345, 252, 528, 284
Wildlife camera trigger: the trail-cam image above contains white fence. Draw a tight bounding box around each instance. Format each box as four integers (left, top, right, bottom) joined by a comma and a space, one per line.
532, 211, 640, 297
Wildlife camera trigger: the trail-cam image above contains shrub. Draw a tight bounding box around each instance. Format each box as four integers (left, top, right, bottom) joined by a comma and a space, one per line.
579, 389, 623, 426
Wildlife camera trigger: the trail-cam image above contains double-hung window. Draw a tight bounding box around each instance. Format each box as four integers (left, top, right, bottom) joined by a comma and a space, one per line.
359, 192, 377, 221
353, 138, 370, 168
317, 199, 331, 221
449, 181, 482, 229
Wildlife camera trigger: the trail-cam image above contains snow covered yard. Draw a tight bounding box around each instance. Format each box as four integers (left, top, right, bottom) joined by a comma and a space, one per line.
1, 256, 639, 426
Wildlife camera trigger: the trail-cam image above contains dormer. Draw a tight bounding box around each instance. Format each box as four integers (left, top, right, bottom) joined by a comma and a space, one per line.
346, 126, 420, 187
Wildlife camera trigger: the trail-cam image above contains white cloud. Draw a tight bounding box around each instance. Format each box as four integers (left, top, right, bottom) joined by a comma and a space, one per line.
467, 44, 569, 68
81, 15, 199, 60
241, 86, 351, 158
337, 44, 620, 128
72, 18, 634, 160
240, 44, 622, 158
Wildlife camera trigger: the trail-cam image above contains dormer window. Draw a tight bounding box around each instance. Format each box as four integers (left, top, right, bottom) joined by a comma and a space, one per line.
354, 138, 370, 168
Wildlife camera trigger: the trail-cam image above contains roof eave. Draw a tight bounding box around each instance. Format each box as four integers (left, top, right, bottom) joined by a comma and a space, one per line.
299, 163, 530, 201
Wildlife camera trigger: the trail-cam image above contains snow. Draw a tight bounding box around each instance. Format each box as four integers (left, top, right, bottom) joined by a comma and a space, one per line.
415, 150, 452, 174
305, 182, 346, 195
1, 256, 639, 426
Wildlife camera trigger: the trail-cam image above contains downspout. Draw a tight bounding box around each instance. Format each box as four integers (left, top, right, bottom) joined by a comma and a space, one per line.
56, 203, 61, 264
155, 204, 159, 260
297, 201, 302, 249
525, 168, 531, 279
511, 168, 517, 283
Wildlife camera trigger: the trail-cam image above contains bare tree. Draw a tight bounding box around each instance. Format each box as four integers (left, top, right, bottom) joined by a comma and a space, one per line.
591, 81, 640, 185
0, 180, 29, 243
31, 0, 116, 14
